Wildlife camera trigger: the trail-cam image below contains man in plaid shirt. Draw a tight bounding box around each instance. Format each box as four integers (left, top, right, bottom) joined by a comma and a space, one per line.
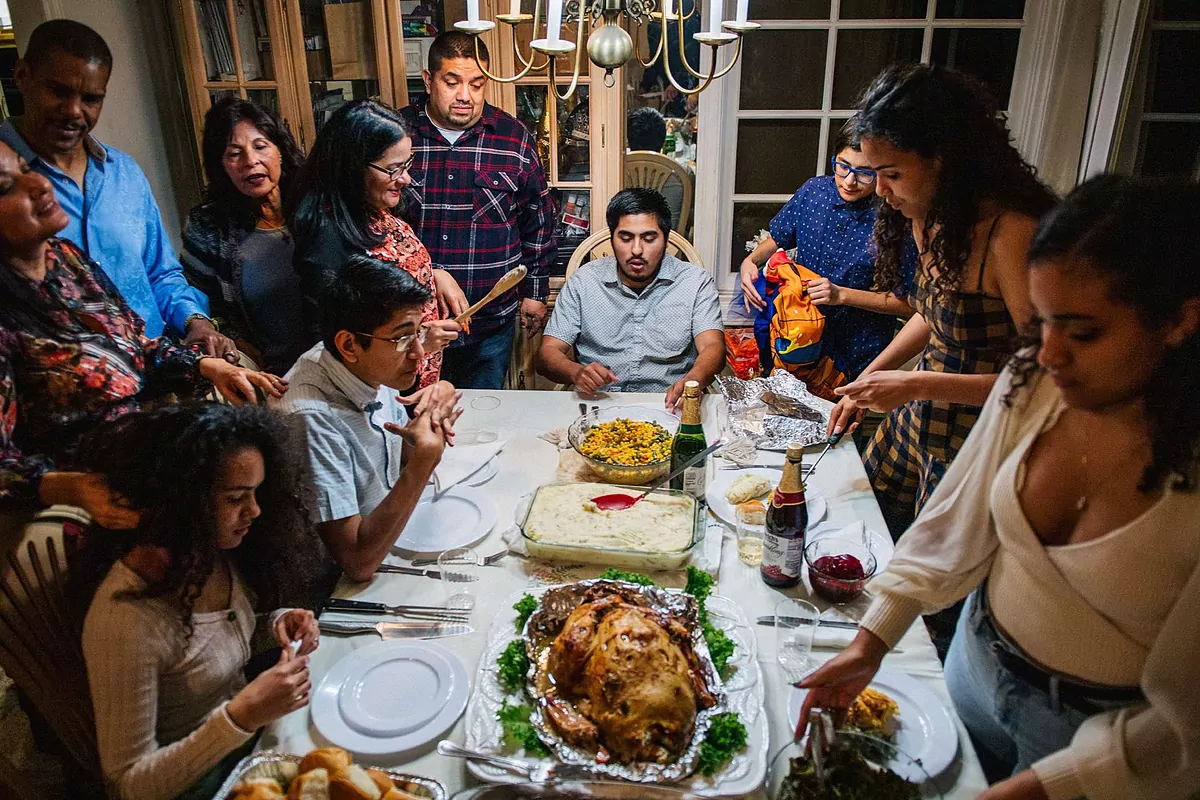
400, 32, 557, 389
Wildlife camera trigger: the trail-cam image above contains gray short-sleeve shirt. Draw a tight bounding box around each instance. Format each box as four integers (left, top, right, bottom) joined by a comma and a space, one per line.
544, 254, 723, 393
274, 343, 408, 523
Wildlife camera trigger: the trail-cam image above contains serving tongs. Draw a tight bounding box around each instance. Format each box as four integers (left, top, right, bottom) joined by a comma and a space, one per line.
804, 709, 835, 790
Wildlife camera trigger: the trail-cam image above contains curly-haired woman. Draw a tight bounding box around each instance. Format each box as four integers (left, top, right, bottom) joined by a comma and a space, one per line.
182, 98, 307, 374
76, 404, 321, 800
801, 176, 1200, 800
827, 64, 1057, 532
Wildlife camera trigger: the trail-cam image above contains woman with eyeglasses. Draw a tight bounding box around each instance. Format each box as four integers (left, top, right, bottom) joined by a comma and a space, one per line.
288, 100, 465, 389
739, 119, 918, 382
182, 98, 307, 374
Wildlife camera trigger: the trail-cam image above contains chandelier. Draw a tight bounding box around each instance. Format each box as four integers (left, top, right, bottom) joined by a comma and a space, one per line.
454, 0, 758, 100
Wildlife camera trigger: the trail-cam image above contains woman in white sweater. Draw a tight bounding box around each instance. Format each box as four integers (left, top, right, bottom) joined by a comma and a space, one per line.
800, 176, 1200, 800
75, 403, 321, 800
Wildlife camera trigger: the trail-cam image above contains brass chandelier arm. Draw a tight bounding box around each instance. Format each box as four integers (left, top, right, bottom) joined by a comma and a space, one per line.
671, 9, 710, 81
633, 17, 665, 69
545, 0, 589, 101
472, 35, 542, 83
512, 0, 552, 71
662, 37, 743, 96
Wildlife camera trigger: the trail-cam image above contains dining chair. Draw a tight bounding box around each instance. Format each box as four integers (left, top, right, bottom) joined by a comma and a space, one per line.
564, 228, 703, 282
0, 507, 103, 796
624, 150, 694, 234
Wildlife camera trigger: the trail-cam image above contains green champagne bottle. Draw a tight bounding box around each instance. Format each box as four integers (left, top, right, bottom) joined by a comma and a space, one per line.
670, 381, 707, 497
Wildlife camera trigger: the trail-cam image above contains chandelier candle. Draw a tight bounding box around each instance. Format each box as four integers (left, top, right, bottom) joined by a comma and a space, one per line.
760, 444, 809, 588
509, 0, 521, 15
735, 0, 750, 24
669, 381, 708, 499
467, 0, 480, 25
708, 1, 722, 35
547, 0, 565, 44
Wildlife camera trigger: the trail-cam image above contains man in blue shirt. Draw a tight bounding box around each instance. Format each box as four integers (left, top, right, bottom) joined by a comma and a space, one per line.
0, 19, 235, 357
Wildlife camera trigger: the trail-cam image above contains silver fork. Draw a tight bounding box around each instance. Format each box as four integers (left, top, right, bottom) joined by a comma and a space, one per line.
410, 550, 508, 568
436, 740, 593, 782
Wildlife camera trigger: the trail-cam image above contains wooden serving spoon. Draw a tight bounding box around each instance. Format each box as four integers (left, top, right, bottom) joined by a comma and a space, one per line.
590, 439, 725, 511
453, 265, 528, 324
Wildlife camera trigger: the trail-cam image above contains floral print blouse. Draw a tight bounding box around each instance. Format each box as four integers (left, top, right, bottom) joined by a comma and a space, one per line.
368, 211, 441, 389
0, 238, 209, 506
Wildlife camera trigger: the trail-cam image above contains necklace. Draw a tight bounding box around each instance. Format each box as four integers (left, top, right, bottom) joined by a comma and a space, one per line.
1070, 413, 1149, 512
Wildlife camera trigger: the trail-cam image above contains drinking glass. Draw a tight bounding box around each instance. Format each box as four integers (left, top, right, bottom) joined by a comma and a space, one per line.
438, 547, 480, 611
775, 598, 820, 683
455, 427, 499, 445
736, 504, 765, 566
469, 395, 501, 411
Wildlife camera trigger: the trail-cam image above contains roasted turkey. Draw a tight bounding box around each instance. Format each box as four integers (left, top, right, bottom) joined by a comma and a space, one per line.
537, 592, 717, 764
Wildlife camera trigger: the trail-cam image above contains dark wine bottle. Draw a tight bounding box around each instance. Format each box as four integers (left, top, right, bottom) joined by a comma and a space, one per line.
669, 380, 707, 498
760, 443, 809, 587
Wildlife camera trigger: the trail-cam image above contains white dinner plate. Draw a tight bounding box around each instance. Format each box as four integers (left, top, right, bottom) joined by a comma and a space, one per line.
313, 640, 469, 755
393, 485, 497, 553
786, 668, 959, 780
706, 468, 827, 529
464, 457, 499, 487
806, 521, 893, 571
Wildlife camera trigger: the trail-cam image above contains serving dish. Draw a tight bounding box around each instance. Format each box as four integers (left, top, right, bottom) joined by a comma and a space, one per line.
767, 730, 943, 799
567, 406, 680, 485
517, 483, 702, 570
210, 751, 446, 800
466, 586, 768, 797
450, 782, 704, 799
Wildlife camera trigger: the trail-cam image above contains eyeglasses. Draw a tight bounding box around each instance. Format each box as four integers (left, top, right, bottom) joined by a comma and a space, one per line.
831, 158, 877, 185
368, 156, 416, 181
355, 327, 429, 352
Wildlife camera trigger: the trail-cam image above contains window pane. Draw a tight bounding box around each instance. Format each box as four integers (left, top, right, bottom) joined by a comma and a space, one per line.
196, 0, 237, 81
209, 89, 239, 106
736, 120, 820, 194
1145, 31, 1200, 114
825, 116, 854, 173
245, 88, 279, 113
739, 30, 827, 110
841, 0, 927, 20
516, 85, 551, 171
1152, 0, 1200, 21
935, 0, 1024, 18
730, 202, 786, 274
930, 27, 1020, 108
558, 86, 590, 181
233, 0, 273, 81
1136, 122, 1200, 178
552, 188, 591, 276
832, 28, 924, 108
750, 0, 830, 20
299, 0, 381, 135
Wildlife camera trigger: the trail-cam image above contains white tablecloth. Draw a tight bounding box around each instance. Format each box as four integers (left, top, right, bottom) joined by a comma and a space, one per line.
260, 390, 988, 798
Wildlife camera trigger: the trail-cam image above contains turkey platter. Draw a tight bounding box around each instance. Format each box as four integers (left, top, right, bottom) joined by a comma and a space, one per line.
523, 580, 727, 781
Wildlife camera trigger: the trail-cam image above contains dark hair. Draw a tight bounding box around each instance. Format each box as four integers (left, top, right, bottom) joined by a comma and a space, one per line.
627, 107, 667, 152
1004, 175, 1200, 492
428, 31, 490, 74
606, 187, 672, 237
286, 100, 409, 252
319, 254, 432, 358
201, 97, 304, 229
71, 403, 320, 640
830, 116, 861, 158
855, 64, 1056, 299
23, 19, 112, 72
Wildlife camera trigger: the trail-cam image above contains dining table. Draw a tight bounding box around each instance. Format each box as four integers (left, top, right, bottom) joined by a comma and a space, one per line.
258, 389, 990, 799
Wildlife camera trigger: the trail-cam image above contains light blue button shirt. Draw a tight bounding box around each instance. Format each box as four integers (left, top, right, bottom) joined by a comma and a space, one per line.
0, 119, 208, 338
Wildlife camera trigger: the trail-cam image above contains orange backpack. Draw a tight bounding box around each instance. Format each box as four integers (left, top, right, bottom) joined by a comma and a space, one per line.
764, 250, 846, 401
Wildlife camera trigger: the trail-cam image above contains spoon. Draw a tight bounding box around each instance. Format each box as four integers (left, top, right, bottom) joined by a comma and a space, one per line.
590, 439, 724, 511
453, 265, 528, 324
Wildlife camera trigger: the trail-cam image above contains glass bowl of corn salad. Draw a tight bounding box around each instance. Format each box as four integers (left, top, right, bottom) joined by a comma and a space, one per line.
568, 406, 681, 484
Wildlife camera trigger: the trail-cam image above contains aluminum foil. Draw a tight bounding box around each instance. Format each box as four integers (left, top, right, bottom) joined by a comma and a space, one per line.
521, 580, 728, 784
715, 371, 830, 450
210, 751, 447, 800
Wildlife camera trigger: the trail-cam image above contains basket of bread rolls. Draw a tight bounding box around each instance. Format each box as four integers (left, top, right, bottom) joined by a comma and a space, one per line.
217, 747, 446, 800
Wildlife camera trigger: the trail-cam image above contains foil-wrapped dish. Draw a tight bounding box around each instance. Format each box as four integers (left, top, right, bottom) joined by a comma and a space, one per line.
714, 372, 830, 450
522, 581, 728, 783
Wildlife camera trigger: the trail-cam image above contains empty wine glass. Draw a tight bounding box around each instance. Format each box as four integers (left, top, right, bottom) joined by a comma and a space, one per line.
776, 598, 820, 684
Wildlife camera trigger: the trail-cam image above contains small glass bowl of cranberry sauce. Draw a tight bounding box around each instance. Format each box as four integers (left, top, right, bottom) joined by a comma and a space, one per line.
804, 537, 877, 603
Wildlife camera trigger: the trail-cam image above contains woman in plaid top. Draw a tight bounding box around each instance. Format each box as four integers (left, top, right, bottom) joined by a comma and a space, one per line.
828, 64, 1057, 535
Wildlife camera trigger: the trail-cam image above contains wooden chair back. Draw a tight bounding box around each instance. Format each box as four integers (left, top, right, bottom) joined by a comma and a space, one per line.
624, 150, 694, 233
0, 509, 101, 790
564, 229, 703, 281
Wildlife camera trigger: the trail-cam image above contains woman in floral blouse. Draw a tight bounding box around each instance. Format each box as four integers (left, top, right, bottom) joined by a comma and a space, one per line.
0, 140, 284, 523
289, 100, 465, 389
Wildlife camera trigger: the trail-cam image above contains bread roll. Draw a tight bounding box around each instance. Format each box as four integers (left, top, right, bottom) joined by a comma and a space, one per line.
287, 768, 330, 800
725, 474, 772, 505
735, 499, 766, 525
364, 769, 394, 795
329, 765, 382, 800
298, 748, 352, 776
229, 778, 286, 800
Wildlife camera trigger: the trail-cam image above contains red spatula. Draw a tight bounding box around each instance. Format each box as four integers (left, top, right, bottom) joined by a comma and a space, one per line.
590, 439, 725, 511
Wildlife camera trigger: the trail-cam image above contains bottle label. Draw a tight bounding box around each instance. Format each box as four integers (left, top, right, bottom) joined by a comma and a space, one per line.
681, 465, 705, 497
761, 531, 805, 580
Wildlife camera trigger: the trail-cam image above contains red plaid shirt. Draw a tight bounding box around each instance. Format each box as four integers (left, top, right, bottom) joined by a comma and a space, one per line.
399, 103, 557, 340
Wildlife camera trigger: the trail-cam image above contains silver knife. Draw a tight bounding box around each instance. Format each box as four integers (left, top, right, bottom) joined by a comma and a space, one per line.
756, 614, 859, 630
319, 620, 472, 639
375, 564, 441, 579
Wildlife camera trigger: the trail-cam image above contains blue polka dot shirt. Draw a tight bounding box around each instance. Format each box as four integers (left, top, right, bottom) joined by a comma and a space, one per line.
757, 175, 918, 379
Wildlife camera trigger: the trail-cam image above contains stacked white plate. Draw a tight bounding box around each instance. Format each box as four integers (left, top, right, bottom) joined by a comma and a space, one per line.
312, 640, 469, 754
393, 485, 498, 553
